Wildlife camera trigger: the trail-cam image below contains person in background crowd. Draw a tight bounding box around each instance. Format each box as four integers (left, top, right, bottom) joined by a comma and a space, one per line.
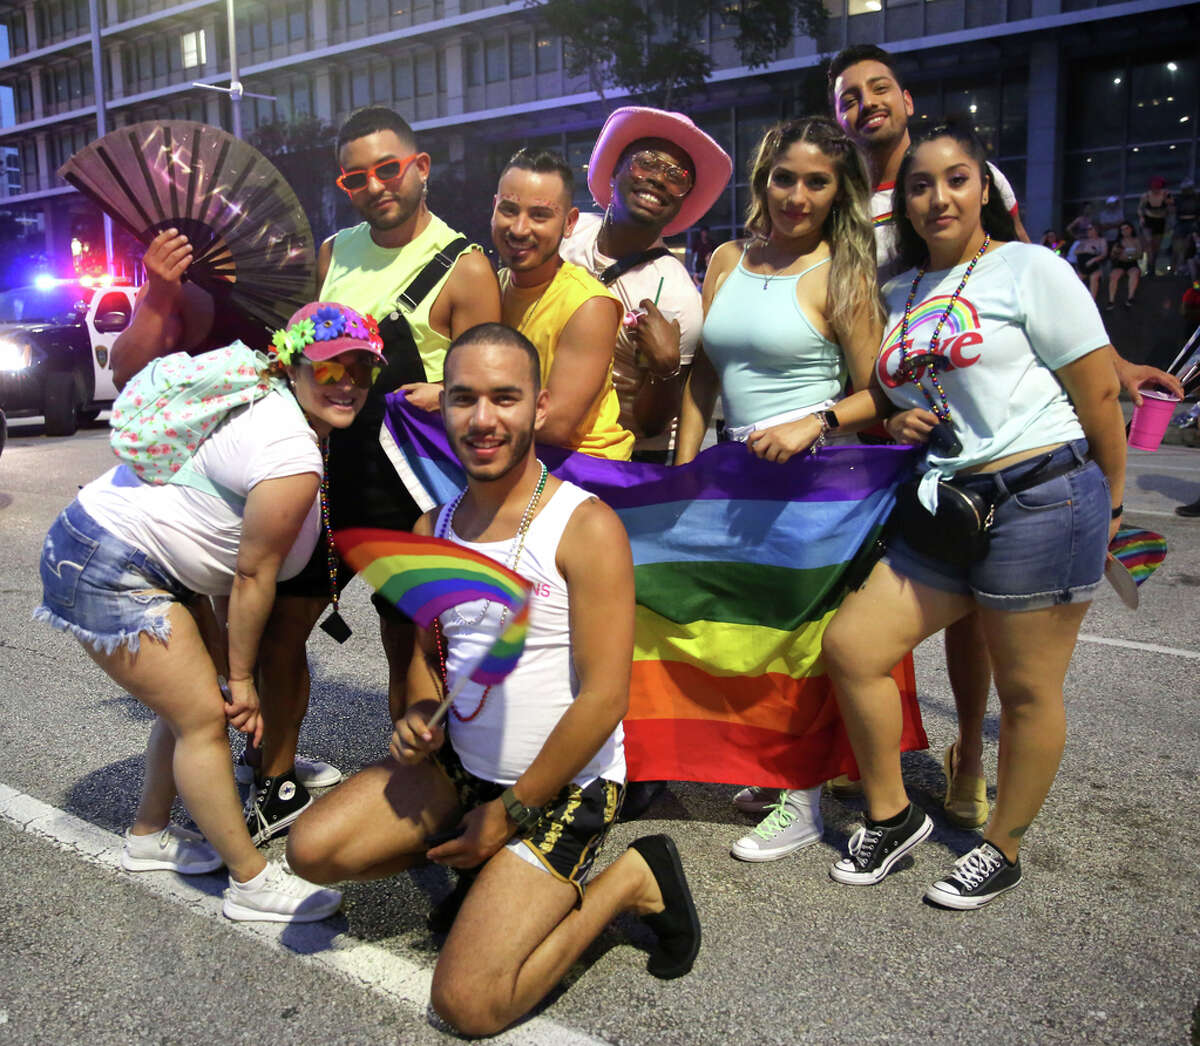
560, 106, 732, 464
1171, 179, 1197, 275
676, 116, 885, 861
691, 227, 717, 284
1065, 203, 1094, 247
1040, 230, 1065, 255
1096, 194, 1126, 250
1108, 221, 1143, 310
1137, 175, 1172, 276
1068, 224, 1108, 300
493, 149, 633, 460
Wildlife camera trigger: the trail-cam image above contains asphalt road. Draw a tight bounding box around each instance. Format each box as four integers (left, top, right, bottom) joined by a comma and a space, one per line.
1, 417, 1197, 1046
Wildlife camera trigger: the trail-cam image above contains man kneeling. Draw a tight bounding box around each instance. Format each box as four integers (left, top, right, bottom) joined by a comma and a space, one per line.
286, 323, 699, 1035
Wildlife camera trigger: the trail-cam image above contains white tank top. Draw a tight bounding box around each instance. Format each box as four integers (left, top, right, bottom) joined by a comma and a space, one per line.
435, 478, 626, 787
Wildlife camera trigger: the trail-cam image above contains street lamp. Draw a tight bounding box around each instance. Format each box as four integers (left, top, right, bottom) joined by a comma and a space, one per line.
192, 0, 274, 138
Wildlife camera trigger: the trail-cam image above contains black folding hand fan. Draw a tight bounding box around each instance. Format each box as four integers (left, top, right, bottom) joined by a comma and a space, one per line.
58, 120, 315, 331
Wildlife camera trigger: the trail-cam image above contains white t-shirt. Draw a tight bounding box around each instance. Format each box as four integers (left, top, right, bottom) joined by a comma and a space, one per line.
560, 212, 702, 452
873, 161, 1019, 283
877, 242, 1109, 509
79, 389, 322, 594
437, 479, 626, 788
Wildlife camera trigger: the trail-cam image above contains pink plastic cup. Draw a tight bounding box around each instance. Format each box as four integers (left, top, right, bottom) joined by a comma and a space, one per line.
1127, 390, 1181, 451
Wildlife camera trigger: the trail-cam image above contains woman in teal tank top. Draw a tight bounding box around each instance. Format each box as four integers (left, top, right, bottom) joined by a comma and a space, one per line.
676, 117, 883, 465
674, 116, 887, 863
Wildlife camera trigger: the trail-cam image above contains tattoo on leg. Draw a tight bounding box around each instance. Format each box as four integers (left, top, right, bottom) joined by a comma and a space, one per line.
1008, 824, 1029, 839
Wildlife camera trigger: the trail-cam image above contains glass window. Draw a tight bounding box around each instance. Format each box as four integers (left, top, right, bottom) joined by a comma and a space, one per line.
351, 68, 369, 107
1126, 142, 1192, 193
251, 15, 268, 52
485, 37, 505, 83
372, 63, 390, 103
181, 29, 206, 69
348, 0, 367, 26
271, 8, 287, 47
510, 35, 532, 79
945, 80, 999, 153
1063, 148, 1123, 204
1127, 58, 1196, 144
535, 34, 558, 74
465, 41, 483, 87
1066, 60, 1126, 149
289, 2, 306, 42
394, 56, 413, 99
416, 51, 435, 96
999, 78, 1027, 158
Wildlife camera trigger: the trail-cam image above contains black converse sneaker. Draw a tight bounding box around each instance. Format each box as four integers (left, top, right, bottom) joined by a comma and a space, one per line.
925, 841, 1022, 910
829, 803, 932, 885
245, 770, 312, 846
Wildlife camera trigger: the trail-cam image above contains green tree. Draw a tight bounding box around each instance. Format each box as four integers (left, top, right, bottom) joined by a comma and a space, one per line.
530, 0, 827, 109
248, 114, 339, 245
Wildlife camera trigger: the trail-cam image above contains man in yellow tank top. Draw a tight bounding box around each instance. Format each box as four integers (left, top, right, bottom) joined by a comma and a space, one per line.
492, 149, 633, 461
245, 108, 501, 844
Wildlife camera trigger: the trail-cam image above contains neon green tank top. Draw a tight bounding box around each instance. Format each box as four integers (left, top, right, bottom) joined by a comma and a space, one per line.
320, 212, 478, 380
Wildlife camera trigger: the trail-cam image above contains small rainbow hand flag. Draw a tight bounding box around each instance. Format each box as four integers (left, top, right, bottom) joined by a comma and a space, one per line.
333, 527, 533, 685
1108, 527, 1167, 586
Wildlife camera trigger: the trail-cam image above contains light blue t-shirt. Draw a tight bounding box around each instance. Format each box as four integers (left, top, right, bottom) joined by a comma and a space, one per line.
876, 242, 1110, 509
701, 255, 844, 429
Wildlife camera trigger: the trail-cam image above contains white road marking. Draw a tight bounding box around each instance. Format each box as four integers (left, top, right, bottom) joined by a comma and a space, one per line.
0, 783, 610, 1046
1076, 633, 1200, 661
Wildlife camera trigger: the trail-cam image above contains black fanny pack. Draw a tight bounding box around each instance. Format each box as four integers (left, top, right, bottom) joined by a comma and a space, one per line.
889, 451, 1086, 567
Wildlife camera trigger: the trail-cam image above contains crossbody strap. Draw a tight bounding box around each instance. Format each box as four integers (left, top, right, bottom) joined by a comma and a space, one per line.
392, 235, 471, 313
597, 246, 672, 286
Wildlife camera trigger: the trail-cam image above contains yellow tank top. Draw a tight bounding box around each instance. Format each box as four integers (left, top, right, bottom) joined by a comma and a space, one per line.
500, 261, 632, 461
320, 212, 478, 380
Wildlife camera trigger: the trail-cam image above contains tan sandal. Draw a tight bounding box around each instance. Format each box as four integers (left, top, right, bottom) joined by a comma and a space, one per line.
943, 742, 988, 829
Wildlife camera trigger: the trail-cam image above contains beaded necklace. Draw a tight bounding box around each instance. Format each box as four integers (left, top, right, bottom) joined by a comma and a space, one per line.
434, 461, 548, 722
898, 233, 990, 425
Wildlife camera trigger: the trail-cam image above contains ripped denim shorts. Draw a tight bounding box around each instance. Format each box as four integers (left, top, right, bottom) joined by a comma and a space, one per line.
34, 499, 195, 655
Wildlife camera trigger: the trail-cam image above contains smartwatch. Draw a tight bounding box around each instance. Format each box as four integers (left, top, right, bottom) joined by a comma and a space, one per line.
815, 409, 840, 431
500, 786, 541, 833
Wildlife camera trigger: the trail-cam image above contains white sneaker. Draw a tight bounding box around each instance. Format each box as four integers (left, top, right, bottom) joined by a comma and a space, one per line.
731, 785, 782, 815
234, 754, 344, 789
730, 787, 823, 861
222, 861, 343, 923
121, 825, 223, 875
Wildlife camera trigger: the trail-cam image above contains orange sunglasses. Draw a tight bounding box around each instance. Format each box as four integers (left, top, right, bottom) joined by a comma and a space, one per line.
335, 154, 419, 195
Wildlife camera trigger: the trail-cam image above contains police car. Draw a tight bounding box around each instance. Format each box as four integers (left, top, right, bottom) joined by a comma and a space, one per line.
0, 275, 135, 436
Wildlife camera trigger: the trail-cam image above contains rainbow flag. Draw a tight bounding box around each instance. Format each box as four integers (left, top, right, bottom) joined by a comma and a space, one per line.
333, 528, 532, 686
381, 397, 927, 789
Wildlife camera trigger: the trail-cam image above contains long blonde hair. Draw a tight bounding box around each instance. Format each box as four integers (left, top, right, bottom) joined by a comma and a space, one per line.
745, 116, 884, 336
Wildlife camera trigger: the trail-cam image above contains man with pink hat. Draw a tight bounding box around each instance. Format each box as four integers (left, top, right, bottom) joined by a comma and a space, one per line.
561, 106, 732, 464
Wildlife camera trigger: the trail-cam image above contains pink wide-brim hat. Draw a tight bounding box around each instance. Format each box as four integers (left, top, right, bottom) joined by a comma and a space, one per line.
587, 106, 733, 238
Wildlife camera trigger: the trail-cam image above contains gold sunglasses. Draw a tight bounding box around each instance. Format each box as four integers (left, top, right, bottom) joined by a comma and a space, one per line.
302, 356, 382, 389
627, 150, 694, 197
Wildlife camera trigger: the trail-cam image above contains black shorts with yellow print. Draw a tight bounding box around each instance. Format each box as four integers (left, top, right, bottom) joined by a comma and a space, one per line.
434, 741, 624, 902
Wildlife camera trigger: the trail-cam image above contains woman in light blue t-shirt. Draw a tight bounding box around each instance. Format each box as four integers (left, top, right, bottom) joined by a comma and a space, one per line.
776, 120, 1127, 909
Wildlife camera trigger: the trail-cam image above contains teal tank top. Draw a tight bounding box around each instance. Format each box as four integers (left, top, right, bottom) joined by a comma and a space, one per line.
701, 254, 844, 430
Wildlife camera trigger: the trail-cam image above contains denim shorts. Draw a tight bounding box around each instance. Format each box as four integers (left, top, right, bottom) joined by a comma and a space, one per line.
34, 500, 195, 655
883, 440, 1110, 611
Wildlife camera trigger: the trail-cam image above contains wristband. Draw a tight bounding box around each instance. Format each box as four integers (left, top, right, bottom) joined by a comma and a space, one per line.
1111, 504, 1123, 520
500, 786, 541, 833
